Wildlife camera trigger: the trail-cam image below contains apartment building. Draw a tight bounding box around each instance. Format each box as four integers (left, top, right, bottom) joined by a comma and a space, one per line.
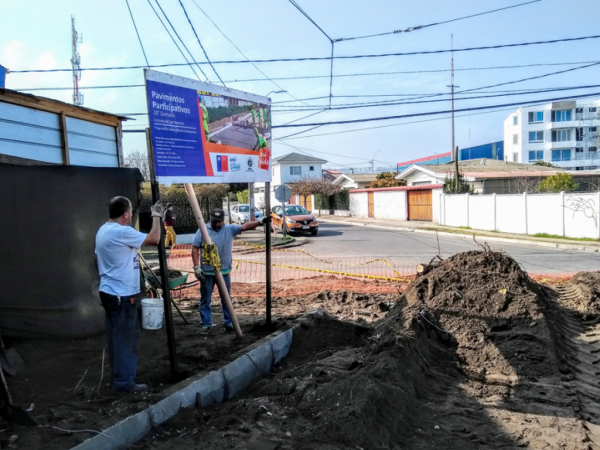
504, 99, 600, 170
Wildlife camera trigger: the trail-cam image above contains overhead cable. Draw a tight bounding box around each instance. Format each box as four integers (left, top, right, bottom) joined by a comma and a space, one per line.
154, 0, 208, 80
176, 0, 225, 85
125, 0, 150, 67
335, 0, 541, 42
10, 34, 600, 73
271, 91, 600, 128
191, 0, 309, 105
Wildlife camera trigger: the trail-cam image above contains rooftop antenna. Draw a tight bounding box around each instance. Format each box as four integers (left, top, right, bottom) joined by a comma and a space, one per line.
70, 16, 83, 106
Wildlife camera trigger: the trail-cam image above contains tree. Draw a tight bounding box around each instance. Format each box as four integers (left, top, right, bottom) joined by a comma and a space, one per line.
290, 177, 342, 216
443, 172, 474, 194
507, 176, 542, 194
124, 150, 150, 180
236, 190, 249, 204
368, 172, 406, 188
536, 173, 579, 193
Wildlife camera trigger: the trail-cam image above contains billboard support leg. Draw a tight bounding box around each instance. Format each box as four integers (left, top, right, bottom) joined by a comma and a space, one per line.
145, 128, 179, 380
265, 182, 272, 326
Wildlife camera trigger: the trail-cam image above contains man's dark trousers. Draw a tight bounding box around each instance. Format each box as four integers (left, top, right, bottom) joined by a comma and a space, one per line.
100, 292, 142, 389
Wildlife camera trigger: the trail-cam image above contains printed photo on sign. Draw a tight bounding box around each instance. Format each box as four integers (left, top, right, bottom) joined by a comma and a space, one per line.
144, 69, 272, 185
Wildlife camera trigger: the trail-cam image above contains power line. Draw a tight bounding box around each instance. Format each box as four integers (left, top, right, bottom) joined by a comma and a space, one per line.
125, 0, 150, 67
335, 0, 541, 42
176, 0, 224, 85
11, 35, 600, 73
288, 0, 335, 108
153, 0, 208, 80
190, 0, 309, 106
271, 91, 600, 128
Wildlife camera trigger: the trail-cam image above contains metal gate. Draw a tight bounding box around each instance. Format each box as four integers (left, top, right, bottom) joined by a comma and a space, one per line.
301, 195, 312, 212
368, 192, 374, 218
407, 189, 432, 221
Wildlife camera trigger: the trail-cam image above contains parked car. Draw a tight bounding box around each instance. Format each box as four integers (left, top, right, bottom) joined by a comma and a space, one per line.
271, 205, 318, 235
230, 204, 264, 224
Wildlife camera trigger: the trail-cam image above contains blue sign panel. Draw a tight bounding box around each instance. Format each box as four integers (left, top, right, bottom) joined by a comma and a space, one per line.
0, 65, 6, 89
146, 79, 206, 178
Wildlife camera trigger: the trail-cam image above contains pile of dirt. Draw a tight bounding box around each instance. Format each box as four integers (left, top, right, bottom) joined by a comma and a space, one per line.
402, 250, 555, 384
140, 250, 587, 449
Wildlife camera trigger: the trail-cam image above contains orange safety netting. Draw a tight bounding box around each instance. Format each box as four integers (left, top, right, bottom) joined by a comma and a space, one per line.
166, 244, 576, 299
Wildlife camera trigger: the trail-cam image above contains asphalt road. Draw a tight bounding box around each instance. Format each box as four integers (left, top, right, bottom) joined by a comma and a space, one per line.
211, 123, 257, 149
304, 223, 600, 275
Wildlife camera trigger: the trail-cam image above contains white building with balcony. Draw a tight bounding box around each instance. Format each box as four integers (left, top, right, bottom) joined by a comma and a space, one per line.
504, 99, 600, 170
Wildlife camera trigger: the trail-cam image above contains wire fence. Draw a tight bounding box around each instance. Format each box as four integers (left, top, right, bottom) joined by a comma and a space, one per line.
166, 243, 577, 300
167, 243, 414, 298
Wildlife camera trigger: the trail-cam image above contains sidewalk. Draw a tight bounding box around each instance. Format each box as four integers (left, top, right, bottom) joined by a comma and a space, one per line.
317, 215, 600, 253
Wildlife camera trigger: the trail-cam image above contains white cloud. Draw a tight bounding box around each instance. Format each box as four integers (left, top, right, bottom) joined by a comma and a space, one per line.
2, 40, 26, 69
34, 51, 56, 70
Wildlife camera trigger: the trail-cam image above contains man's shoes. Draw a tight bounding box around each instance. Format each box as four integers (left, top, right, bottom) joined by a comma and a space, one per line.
224, 324, 235, 334
199, 325, 211, 335
113, 383, 148, 393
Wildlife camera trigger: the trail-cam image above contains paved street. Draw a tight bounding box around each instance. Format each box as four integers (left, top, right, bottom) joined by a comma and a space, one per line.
304, 223, 600, 275
210, 122, 257, 149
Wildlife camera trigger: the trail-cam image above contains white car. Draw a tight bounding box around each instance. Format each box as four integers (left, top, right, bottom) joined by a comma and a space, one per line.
230, 204, 264, 224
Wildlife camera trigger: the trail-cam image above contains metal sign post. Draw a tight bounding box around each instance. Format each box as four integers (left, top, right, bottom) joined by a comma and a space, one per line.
265, 182, 272, 326
145, 128, 178, 380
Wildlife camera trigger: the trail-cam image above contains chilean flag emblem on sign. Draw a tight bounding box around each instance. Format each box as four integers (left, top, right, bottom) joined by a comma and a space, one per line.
217, 155, 229, 172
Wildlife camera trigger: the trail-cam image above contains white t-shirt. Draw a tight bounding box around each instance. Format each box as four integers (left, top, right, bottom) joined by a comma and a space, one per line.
95, 222, 146, 296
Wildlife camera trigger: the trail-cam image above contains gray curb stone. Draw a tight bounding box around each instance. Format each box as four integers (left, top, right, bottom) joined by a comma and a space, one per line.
70, 324, 298, 450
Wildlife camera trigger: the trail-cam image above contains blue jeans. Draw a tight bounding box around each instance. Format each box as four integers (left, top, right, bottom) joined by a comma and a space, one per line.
199, 274, 232, 327
100, 292, 142, 389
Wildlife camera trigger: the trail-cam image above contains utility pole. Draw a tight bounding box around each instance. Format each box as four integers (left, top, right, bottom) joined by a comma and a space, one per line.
447, 35, 459, 162
70, 16, 83, 106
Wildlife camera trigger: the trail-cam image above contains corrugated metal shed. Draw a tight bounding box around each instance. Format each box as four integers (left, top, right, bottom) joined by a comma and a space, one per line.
0, 88, 128, 167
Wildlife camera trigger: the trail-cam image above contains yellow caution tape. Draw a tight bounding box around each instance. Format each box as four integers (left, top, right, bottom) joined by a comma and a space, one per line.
233, 259, 411, 283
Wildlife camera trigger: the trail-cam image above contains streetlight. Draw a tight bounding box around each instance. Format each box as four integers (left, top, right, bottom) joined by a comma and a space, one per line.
370, 150, 380, 173
265, 90, 287, 97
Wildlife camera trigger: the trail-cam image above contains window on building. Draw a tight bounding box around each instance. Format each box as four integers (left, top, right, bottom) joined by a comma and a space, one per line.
528, 150, 544, 162
290, 166, 301, 175
551, 109, 572, 122
576, 147, 584, 153
576, 107, 583, 113
590, 126, 597, 133
528, 111, 544, 123
562, 149, 571, 161
513, 134, 518, 144
551, 129, 571, 142
513, 116, 518, 126
590, 147, 598, 152
590, 107, 597, 113
576, 127, 584, 141
309, 166, 314, 171
528, 131, 544, 142
513, 152, 519, 162
552, 150, 571, 162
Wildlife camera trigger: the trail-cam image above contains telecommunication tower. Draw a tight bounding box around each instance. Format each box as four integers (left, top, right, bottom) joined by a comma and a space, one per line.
70, 16, 83, 106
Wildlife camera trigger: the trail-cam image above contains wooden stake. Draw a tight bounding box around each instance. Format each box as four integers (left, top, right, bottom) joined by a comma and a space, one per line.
184, 183, 243, 339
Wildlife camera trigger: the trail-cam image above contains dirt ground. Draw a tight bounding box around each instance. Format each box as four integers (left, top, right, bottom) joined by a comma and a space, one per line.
0, 285, 397, 450
3, 249, 599, 449
135, 249, 597, 450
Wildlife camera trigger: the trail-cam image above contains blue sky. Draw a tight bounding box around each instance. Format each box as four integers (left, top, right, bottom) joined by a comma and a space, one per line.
2, 0, 600, 170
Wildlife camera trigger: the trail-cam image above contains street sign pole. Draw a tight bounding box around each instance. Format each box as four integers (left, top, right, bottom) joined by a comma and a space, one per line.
265, 182, 272, 326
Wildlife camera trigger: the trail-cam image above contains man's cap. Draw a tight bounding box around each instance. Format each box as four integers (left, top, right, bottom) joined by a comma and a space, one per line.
210, 208, 225, 221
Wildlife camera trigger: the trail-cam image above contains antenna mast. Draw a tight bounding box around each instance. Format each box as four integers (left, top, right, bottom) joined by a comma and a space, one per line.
70, 16, 83, 106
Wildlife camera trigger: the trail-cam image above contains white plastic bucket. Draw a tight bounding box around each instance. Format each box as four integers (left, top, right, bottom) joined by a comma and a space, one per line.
141, 297, 164, 330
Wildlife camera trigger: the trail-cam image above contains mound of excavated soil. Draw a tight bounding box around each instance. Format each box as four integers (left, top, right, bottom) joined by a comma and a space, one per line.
141, 250, 587, 450
401, 250, 556, 383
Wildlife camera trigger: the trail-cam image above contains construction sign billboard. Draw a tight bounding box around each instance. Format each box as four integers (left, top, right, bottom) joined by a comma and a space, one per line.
144, 69, 272, 184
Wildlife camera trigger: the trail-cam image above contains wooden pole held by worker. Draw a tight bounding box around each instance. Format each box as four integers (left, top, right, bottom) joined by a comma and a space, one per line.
184, 183, 243, 339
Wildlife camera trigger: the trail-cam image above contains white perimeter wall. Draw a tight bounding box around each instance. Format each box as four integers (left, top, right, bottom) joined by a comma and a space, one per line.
350, 192, 369, 218
440, 192, 600, 239
350, 188, 443, 221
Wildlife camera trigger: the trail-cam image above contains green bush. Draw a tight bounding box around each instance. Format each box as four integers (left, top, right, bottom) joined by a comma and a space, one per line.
536, 173, 579, 193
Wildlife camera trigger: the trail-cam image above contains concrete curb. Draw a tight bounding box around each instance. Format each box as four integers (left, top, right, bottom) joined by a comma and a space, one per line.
70, 325, 298, 450
318, 218, 600, 253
